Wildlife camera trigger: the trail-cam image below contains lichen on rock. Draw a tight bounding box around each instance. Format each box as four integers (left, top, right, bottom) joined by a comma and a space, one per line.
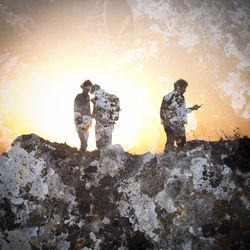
0, 133, 249, 249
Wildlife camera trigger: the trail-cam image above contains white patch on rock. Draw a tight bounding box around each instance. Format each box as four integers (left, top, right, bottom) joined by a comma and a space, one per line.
190, 157, 235, 200
102, 217, 110, 224
49, 168, 55, 176
85, 182, 91, 189
118, 180, 159, 239
118, 246, 129, 250
90, 232, 97, 241
0, 146, 47, 201
42, 183, 48, 196
240, 195, 250, 210
56, 236, 71, 250
183, 240, 192, 250
141, 152, 154, 164
100, 158, 119, 177
155, 189, 177, 213
190, 157, 211, 190
189, 226, 195, 236
44, 144, 56, 151
99, 145, 125, 177
23, 227, 38, 240
1, 229, 31, 250
11, 197, 24, 205
90, 160, 100, 167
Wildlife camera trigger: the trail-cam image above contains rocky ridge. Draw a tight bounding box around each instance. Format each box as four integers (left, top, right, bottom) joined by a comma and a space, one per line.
0, 134, 249, 249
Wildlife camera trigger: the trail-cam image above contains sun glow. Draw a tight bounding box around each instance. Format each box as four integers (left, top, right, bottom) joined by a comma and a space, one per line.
2, 48, 248, 155
0, 53, 170, 154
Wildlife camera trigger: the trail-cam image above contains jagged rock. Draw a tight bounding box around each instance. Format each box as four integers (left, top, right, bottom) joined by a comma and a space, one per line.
0, 134, 250, 249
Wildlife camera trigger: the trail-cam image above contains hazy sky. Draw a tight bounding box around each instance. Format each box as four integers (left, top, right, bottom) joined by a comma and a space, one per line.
0, 0, 249, 154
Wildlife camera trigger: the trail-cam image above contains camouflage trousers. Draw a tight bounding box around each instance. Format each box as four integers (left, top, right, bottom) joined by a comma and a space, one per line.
164, 123, 186, 151
95, 121, 113, 150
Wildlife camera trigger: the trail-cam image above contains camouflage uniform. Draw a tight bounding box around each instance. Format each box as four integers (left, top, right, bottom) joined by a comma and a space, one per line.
91, 89, 120, 150
160, 90, 191, 150
74, 93, 92, 153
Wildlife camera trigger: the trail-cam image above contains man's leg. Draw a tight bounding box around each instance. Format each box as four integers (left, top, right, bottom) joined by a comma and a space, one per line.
176, 124, 186, 149
95, 121, 108, 150
78, 129, 89, 154
95, 121, 103, 150
75, 115, 92, 155
96, 122, 113, 150
103, 125, 113, 147
164, 125, 175, 152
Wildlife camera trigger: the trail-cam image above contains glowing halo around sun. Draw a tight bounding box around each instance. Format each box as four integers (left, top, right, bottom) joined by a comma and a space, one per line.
1, 54, 170, 154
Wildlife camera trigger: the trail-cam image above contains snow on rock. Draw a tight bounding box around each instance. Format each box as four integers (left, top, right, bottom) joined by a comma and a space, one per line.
0, 133, 249, 249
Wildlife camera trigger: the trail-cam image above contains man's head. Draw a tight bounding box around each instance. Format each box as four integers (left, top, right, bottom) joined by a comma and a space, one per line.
90, 84, 101, 95
80, 80, 93, 93
174, 79, 188, 94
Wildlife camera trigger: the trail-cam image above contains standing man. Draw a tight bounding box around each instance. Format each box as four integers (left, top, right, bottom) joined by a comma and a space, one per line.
91, 84, 120, 150
74, 80, 93, 154
160, 79, 201, 152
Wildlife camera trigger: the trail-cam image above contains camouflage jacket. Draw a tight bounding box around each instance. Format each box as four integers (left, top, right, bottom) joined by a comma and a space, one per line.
160, 90, 191, 126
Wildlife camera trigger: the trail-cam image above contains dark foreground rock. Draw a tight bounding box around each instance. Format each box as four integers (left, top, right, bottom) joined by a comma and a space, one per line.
0, 134, 249, 250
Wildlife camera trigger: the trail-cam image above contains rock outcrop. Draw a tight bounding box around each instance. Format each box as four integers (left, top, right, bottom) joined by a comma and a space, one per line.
0, 134, 249, 249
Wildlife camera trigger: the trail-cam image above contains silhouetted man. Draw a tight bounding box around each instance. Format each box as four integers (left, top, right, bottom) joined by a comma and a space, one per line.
91, 84, 120, 150
160, 79, 201, 152
74, 80, 93, 154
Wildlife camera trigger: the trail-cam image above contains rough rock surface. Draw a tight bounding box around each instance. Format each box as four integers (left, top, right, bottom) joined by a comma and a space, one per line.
0, 134, 249, 250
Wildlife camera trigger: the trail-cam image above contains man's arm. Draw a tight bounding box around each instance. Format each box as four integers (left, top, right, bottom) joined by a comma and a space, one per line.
188, 104, 203, 111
